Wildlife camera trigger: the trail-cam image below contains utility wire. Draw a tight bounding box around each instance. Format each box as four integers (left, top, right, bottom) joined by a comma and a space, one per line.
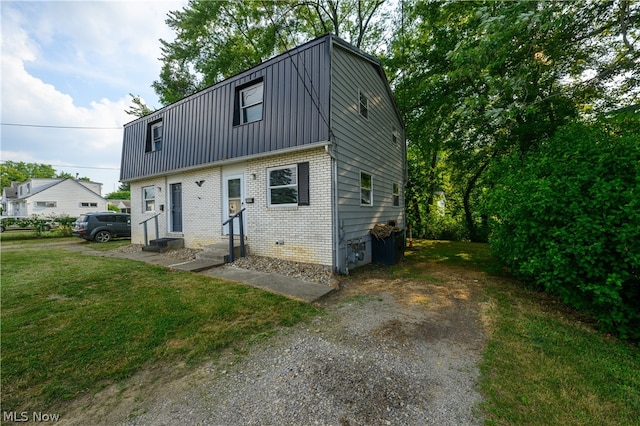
0, 161, 120, 171
1, 122, 122, 130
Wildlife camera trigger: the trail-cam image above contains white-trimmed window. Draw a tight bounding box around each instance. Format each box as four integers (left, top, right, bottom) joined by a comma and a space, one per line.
81, 202, 98, 208
359, 91, 369, 119
393, 183, 400, 207
143, 186, 155, 212
35, 201, 57, 208
240, 81, 264, 124
360, 172, 372, 206
151, 122, 163, 151
268, 165, 298, 206
146, 119, 163, 152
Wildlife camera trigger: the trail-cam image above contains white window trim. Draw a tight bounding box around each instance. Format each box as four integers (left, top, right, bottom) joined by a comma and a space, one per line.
150, 121, 163, 152
267, 164, 298, 207
142, 186, 156, 212
35, 201, 57, 208
360, 171, 373, 206
358, 90, 369, 120
240, 81, 264, 124
80, 202, 99, 208
393, 183, 400, 207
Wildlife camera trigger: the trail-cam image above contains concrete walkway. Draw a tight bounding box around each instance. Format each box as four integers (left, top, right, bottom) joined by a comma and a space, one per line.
101, 249, 334, 303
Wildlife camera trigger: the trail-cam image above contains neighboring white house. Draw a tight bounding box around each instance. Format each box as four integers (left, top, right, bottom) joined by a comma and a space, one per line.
107, 199, 131, 213
120, 34, 406, 274
1, 178, 107, 218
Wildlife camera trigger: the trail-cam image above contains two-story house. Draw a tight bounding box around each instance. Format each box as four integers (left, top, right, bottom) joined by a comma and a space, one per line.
120, 34, 406, 274
1, 178, 107, 217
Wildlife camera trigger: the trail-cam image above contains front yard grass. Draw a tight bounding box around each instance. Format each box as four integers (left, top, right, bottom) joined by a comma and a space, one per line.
0, 247, 319, 414
1, 239, 638, 424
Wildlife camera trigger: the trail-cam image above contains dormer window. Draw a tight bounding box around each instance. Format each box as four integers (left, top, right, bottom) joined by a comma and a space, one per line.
234, 79, 264, 125
146, 119, 163, 152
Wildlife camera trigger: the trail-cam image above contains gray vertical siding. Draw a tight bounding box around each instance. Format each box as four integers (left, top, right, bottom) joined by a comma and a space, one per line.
120, 37, 331, 181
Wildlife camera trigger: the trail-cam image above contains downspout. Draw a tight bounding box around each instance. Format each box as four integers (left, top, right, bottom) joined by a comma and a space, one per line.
326, 141, 341, 274
327, 36, 343, 275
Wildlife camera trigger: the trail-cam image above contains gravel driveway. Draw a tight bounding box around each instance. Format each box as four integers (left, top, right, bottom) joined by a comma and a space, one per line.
60, 256, 488, 425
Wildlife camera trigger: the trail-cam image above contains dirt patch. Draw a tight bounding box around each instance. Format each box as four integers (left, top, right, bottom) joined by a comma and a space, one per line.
55, 261, 490, 425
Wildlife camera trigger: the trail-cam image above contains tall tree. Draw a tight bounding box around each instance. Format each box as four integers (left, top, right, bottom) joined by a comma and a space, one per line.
153, 0, 389, 105
388, 0, 639, 241
125, 93, 155, 118
0, 161, 56, 189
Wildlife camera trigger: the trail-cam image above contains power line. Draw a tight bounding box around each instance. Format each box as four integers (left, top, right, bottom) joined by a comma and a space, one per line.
1, 122, 122, 130
0, 161, 120, 171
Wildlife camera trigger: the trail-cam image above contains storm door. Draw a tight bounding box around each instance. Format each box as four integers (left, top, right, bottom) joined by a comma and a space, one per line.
223, 174, 245, 235
170, 183, 183, 232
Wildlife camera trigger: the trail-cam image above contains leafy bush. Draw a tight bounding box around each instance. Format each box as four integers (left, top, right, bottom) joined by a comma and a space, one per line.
487, 120, 640, 340
1, 214, 77, 237
422, 211, 469, 241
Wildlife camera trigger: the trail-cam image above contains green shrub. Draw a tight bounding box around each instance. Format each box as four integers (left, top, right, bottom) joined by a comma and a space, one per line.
422, 211, 469, 241
487, 120, 640, 340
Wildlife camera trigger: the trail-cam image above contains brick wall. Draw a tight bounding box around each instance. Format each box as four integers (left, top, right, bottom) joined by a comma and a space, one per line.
245, 147, 333, 266
130, 147, 334, 267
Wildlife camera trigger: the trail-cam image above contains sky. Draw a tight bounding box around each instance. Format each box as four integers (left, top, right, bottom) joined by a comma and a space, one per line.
1, 0, 186, 195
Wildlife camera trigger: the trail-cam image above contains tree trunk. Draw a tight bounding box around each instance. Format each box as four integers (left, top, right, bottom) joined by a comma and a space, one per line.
463, 161, 489, 242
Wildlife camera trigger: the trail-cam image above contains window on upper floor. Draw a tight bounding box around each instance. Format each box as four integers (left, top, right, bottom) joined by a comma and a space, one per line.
393, 183, 400, 207
359, 91, 369, 119
146, 119, 163, 152
267, 162, 310, 207
360, 172, 372, 206
234, 80, 264, 125
35, 201, 57, 208
143, 186, 155, 212
81, 202, 98, 208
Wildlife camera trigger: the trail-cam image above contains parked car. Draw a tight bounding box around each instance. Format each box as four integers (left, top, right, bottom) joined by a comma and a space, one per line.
72, 212, 131, 242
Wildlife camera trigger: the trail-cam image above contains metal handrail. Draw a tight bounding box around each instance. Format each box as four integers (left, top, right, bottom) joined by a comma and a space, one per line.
222, 208, 246, 262
139, 212, 162, 246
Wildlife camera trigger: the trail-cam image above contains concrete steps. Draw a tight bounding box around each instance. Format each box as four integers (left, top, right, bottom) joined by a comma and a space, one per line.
142, 238, 184, 253
170, 239, 248, 273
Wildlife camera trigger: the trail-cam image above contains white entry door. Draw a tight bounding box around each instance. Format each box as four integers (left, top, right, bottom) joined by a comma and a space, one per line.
222, 172, 246, 235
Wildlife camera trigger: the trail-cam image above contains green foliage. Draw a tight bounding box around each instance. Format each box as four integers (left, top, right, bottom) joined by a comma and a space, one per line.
125, 93, 155, 118
387, 0, 639, 242
488, 119, 640, 339
0, 161, 56, 189
153, 0, 389, 104
1, 214, 77, 237
105, 190, 131, 200
421, 211, 468, 242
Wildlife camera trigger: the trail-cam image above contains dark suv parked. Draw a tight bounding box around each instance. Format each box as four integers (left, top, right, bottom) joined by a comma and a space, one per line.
72, 212, 131, 242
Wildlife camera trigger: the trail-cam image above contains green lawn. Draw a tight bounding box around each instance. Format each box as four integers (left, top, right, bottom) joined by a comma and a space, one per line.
1, 239, 638, 424
0, 246, 319, 413
405, 240, 640, 425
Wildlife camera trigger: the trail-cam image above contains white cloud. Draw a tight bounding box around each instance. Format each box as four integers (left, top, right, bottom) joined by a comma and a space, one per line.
1, 0, 185, 194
